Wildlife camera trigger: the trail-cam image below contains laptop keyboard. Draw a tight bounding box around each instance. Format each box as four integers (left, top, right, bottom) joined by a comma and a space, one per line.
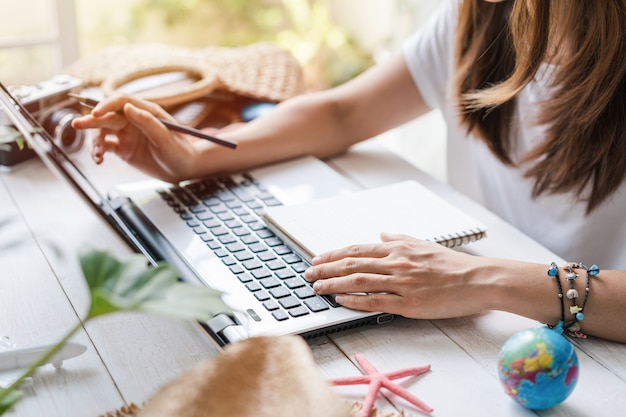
157, 173, 339, 322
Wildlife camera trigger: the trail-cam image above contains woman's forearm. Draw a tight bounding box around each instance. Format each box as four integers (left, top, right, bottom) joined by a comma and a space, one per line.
484, 259, 626, 343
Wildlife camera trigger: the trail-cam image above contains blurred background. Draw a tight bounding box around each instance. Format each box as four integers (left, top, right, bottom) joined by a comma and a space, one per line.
0, 0, 445, 180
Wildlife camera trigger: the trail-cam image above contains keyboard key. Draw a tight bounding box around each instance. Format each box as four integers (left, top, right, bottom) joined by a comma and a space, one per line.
203, 219, 221, 228
237, 273, 253, 283
207, 240, 221, 250
263, 197, 283, 207
276, 269, 296, 280
272, 310, 289, 321
283, 277, 305, 289
229, 185, 255, 202
227, 200, 244, 210
294, 286, 316, 299
234, 250, 254, 262
262, 300, 280, 311
242, 259, 263, 270
279, 296, 301, 309
210, 204, 229, 214
322, 294, 341, 308
273, 245, 292, 255
191, 226, 206, 235
241, 235, 259, 245
257, 251, 277, 262
203, 196, 222, 207
249, 222, 267, 232
232, 227, 251, 237
221, 256, 237, 267
229, 264, 244, 274
189, 204, 206, 213
259, 277, 281, 288
269, 286, 290, 299
264, 237, 282, 247
252, 268, 272, 280
265, 259, 285, 270
240, 214, 257, 223
226, 242, 245, 253
195, 211, 214, 221
283, 253, 302, 264
248, 242, 267, 253
198, 234, 214, 243
214, 248, 229, 258
254, 291, 271, 302
288, 306, 310, 317
218, 234, 237, 245
247, 201, 263, 210
210, 226, 229, 237
219, 213, 236, 222
304, 297, 331, 312
224, 219, 241, 228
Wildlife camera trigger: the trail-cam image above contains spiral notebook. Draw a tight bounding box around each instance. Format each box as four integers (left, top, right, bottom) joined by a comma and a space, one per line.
262, 180, 487, 262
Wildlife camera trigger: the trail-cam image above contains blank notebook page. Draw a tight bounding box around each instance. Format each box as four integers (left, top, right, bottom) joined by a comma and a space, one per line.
262, 180, 487, 262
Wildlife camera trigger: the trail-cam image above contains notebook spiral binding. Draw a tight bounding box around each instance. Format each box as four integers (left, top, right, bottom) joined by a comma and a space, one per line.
430, 229, 487, 248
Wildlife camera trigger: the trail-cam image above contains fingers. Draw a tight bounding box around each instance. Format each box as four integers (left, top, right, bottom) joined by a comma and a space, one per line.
72, 111, 129, 131
311, 241, 390, 266
311, 272, 396, 295
91, 94, 173, 121
122, 103, 172, 149
72, 93, 174, 131
333, 292, 402, 314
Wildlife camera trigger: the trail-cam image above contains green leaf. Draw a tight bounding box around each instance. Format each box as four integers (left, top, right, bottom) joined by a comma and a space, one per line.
0, 126, 24, 150
80, 249, 229, 321
0, 387, 23, 414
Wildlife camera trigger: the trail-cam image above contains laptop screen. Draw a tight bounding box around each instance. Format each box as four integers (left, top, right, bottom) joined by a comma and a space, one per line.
0, 81, 151, 259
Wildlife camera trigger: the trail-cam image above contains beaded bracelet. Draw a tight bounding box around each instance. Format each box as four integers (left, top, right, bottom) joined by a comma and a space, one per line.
547, 262, 565, 332
563, 262, 600, 338
547, 261, 600, 338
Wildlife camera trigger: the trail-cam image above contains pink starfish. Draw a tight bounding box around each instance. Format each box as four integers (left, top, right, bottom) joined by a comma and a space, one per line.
330, 352, 433, 417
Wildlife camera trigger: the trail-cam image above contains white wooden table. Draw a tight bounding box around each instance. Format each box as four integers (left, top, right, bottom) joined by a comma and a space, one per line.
1, 138, 625, 417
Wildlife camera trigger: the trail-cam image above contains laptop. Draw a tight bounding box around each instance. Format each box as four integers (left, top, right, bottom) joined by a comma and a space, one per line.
0, 81, 394, 346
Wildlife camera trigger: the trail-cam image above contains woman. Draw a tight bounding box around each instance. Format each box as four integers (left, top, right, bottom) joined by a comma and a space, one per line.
73, 0, 626, 342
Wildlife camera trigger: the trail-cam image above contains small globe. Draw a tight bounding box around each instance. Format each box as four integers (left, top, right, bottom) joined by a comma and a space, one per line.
497, 327, 579, 410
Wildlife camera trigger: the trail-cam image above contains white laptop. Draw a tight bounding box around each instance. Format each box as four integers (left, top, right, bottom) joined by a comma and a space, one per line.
0, 81, 396, 346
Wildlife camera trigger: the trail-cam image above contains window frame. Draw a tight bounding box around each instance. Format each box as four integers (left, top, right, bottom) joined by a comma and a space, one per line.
0, 0, 78, 72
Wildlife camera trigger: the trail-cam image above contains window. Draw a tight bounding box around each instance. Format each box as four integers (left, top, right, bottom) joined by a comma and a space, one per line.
0, 0, 78, 87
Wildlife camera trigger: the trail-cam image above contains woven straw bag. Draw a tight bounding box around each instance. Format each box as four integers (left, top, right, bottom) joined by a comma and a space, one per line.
65, 42, 305, 110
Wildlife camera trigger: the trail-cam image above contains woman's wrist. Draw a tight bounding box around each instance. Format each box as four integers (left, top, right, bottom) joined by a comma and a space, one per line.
474, 259, 559, 323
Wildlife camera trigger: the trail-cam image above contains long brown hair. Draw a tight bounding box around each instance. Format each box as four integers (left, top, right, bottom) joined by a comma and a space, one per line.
455, 0, 626, 213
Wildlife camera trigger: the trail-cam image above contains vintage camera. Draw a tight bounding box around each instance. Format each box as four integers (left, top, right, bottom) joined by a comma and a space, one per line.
12, 75, 86, 153
1, 75, 86, 168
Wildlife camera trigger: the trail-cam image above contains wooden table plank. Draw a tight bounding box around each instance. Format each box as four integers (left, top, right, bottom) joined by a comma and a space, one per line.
1, 172, 125, 417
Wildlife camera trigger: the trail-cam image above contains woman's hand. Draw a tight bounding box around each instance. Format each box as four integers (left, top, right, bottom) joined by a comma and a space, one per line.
304, 232, 490, 319
72, 94, 209, 182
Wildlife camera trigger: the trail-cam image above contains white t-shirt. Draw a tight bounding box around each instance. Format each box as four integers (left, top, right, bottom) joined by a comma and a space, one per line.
402, 0, 626, 268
